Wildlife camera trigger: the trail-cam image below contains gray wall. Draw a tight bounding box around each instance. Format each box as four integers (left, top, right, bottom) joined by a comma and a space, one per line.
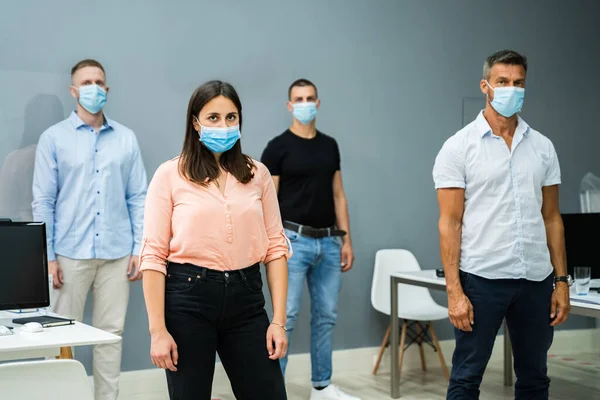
1, 0, 599, 373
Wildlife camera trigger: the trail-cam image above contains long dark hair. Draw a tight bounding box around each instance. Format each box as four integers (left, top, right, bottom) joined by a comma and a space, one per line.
179, 80, 254, 186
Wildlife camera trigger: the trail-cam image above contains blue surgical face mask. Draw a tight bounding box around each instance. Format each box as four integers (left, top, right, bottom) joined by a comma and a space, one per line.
198, 122, 241, 153
486, 81, 525, 117
76, 84, 107, 114
292, 102, 318, 125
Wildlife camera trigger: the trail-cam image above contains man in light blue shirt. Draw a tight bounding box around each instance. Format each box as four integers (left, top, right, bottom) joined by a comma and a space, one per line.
32, 59, 147, 400
433, 50, 571, 400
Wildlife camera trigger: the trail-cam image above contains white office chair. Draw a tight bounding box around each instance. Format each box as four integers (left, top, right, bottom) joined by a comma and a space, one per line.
0, 359, 93, 400
371, 249, 450, 380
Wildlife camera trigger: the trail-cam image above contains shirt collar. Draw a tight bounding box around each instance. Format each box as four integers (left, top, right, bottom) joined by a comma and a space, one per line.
475, 110, 530, 138
69, 110, 113, 131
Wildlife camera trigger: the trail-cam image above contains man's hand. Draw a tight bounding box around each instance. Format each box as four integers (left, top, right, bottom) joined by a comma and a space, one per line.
448, 291, 474, 332
127, 256, 142, 281
48, 260, 64, 289
341, 242, 354, 272
550, 283, 571, 326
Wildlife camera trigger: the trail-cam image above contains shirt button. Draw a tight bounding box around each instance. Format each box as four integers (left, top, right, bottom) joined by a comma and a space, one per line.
95, 150, 98, 153
97, 191, 100, 194
96, 170, 99, 173
96, 233, 99, 237
97, 212, 100, 215
224, 272, 229, 277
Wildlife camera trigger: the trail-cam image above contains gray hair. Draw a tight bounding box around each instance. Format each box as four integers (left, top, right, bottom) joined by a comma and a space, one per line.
483, 50, 528, 80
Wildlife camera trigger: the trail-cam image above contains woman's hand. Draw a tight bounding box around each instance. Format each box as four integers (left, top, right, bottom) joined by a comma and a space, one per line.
150, 328, 179, 371
266, 323, 288, 360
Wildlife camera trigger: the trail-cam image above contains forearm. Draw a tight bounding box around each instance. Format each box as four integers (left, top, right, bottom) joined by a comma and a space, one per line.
142, 270, 167, 333
265, 257, 288, 324
334, 194, 351, 245
545, 214, 567, 276
439, 218, 462, 295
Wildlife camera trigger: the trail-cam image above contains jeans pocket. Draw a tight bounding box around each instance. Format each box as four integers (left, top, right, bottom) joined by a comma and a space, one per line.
284, 228, 300, 242
331, 235, 343, 247
165, 272, 198, 293
459, 270, 471, 294
245, 273, 264, 293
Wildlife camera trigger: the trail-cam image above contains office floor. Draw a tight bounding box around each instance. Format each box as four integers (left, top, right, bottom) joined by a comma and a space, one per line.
117, 350, 600, 400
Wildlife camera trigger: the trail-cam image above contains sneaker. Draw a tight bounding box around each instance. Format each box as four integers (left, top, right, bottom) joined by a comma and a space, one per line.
310, 384, 361, 400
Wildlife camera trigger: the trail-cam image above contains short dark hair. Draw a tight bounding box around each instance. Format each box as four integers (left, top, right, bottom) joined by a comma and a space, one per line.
288, 78, 318, 100
483, 50, 527, 79
71, 59, 105, 77
179, 80, 254, 186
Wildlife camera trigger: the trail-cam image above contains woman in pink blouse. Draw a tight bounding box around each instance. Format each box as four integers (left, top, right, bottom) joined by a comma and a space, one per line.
140, 81, 290, 400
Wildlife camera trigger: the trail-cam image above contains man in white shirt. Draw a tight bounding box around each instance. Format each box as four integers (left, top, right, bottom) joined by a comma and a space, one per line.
433, 50, 571, 400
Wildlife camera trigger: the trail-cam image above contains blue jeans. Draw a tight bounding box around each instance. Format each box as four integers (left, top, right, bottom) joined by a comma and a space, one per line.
280, 228, 343, 387
447, 271, 554, 400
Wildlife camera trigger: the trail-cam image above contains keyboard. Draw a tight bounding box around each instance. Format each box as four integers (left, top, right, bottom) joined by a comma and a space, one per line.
0, 325, 14, 336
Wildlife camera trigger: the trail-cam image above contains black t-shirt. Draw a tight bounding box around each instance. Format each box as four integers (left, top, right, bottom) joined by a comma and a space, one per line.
261, 129, 340, 228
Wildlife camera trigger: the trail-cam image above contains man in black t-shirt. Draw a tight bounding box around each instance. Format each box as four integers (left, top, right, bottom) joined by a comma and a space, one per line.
261, 79, 359, 400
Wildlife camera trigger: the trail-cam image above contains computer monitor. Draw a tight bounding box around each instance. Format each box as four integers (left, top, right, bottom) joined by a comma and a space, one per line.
561, 213, 600, 280
0, 221, 50, 311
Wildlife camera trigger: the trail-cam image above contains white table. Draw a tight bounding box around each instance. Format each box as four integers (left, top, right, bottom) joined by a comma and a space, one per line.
389, 270, 600, 398
0, 311, 121, 362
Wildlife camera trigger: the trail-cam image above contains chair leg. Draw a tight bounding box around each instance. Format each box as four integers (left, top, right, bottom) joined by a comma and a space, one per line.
417, 322, 427, 372
428, 322, 449, 381
398, 320, 408, 379
372, 324, 391, 375
57, 346, 73, 359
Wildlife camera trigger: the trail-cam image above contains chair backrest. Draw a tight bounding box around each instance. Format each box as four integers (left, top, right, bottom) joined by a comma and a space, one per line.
371, 249, 438, 316
0, 359, 93, 400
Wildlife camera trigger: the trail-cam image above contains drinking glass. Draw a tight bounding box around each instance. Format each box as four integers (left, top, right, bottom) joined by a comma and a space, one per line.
575, 266, 591, 295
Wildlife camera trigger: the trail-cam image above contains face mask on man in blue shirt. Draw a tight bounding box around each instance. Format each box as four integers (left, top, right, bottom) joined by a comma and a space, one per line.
74, 84, 107, 114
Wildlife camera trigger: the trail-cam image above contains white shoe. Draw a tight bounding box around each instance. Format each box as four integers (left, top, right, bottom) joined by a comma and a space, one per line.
310, 384, 361, 400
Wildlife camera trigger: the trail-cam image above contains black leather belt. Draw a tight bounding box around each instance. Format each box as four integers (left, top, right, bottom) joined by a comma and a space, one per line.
283, 221, 346, 239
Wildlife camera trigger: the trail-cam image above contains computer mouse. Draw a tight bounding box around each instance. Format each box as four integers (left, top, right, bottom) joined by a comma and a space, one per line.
21, 322, 44, 333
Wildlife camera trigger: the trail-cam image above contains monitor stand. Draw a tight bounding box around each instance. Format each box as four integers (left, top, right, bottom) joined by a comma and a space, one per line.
5, 308, 40, 314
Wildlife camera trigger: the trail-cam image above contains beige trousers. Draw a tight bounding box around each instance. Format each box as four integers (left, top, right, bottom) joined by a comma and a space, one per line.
55, 255, 130, 400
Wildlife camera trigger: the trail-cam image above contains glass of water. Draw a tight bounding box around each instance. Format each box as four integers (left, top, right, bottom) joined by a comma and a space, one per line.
574, 266, 591, 295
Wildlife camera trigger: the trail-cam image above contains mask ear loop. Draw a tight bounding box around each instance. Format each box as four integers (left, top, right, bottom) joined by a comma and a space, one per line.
485, 81, 494, 104
193, 116, 203, 141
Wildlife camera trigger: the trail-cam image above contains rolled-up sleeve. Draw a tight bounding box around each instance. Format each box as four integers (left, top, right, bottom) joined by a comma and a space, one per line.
433, 136, 466, 189
259, 163, 292, 263
139, 164, 172, 275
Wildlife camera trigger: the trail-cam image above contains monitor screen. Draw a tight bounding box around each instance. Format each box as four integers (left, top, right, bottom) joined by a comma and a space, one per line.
561, 213, 600, 279
0, 221, 49, 310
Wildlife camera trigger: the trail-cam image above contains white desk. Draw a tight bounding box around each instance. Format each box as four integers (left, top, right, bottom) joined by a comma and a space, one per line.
389, 270, 600, 398
0, 311, 121, 362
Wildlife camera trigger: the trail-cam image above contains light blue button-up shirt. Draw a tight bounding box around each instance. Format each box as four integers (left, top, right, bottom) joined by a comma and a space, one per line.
32, 111, 147, 261
433, 111, 561, 281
